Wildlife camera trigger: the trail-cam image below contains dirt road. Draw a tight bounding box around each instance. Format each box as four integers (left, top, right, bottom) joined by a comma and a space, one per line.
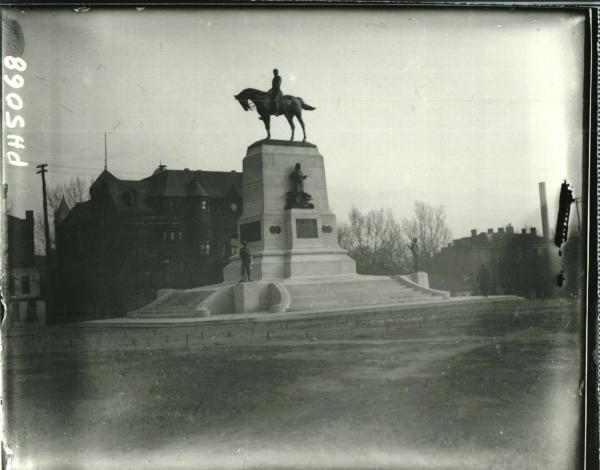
4, 300, 583, 469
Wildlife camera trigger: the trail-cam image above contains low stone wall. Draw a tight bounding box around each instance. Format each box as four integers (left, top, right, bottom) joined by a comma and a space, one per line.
2, 299, 580, 357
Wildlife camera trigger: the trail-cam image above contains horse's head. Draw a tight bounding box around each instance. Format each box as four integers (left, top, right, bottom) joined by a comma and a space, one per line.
234, 91, 250, 111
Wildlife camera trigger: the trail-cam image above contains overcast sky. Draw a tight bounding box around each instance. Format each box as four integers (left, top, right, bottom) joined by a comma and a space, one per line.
3, 8, 586, 239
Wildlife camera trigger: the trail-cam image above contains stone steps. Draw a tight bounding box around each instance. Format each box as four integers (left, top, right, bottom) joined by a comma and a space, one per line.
289, 291, 432, 302
285, 278, 441, 311
126, 277, 448, 318
158, 290, 215, 307
127, 289, 217, 318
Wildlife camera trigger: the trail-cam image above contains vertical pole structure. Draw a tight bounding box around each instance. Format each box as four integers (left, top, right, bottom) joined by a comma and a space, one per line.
538, 182, 550, 240
574, 197, 582, 236
104, 132, 108, 171
36, 164, 51, 258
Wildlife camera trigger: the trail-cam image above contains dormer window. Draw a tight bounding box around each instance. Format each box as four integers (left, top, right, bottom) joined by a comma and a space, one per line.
123, 188, 137, 206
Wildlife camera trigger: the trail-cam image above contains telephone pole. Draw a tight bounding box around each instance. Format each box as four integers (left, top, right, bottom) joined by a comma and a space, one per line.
36, 164, 51, 257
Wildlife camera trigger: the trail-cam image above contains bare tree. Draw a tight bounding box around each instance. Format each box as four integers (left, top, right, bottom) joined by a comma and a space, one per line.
47, 177, 90, 212
35, 177, 91, 254
401, 201, 451, 266
338, 206, 409, 275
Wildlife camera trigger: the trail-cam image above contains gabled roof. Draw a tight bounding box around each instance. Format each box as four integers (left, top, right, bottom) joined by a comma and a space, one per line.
59, 200, 92, 227
90, 169, 118, 193
85, 166, 242, 214
54, 197, 72, 226
142, 169, 242, 199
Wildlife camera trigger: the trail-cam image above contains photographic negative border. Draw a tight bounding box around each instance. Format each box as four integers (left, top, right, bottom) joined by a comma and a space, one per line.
0, 2, 596, 469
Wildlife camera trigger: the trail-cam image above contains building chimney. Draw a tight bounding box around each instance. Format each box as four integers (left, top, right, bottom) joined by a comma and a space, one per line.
506, 224, 514, 234
538, 182, 550, 240
530, 227, 537, 236
521, 228, 527, 235
487, 228, 493, 234
471, 229, 477, 237
498, 227, 504, 234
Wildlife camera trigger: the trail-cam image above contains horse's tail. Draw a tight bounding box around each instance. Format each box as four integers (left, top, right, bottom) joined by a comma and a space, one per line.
298, 98, 316, 111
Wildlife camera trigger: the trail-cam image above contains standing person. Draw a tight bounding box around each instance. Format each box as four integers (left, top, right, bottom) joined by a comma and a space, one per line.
239, 241, 252, 282
409, 238, 419, 272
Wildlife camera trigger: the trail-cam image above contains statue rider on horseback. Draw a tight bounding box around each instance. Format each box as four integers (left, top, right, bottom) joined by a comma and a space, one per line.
233, 69, 316, 141
269, 69, 285, 116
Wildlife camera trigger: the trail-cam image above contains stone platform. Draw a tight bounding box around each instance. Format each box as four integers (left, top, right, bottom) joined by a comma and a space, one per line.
127, 139, 452, 319
127, 273, 450, 319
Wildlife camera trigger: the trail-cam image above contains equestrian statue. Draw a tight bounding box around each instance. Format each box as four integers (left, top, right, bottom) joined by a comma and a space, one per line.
234, 69, 316, 142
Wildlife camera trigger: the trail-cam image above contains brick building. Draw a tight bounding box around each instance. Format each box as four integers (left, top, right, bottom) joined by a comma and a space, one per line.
425, 225, 561, 298
7, 211, 46, 324
53, 165, 242, 322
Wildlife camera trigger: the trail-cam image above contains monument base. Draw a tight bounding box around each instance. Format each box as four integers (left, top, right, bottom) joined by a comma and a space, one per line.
126, 140, 450, 319
223, 249, 356, 282
222, 140, 356, 282
126, 273, 449, 318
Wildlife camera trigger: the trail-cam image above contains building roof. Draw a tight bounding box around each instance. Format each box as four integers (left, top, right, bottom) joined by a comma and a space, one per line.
62, 166, 243, 222
59, 200, 92, 227
141, 169, 242, 199
8, 211, 35, 268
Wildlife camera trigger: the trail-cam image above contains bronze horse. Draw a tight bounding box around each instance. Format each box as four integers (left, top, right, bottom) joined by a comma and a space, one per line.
234, 88, 316, 141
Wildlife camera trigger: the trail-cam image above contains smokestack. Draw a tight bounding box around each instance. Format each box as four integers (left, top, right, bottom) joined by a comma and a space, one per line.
538, 182, 550, 239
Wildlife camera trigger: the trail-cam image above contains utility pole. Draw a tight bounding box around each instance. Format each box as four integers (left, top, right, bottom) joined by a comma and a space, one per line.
36, 164, 51, 258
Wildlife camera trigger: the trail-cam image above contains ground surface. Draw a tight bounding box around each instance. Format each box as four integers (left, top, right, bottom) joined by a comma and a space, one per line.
4, 299, 584, 470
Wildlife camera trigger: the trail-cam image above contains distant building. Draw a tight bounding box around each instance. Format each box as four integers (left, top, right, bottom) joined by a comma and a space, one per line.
425, 225, 561, 298
8, 211, 46, 324
54, 165, 242, 322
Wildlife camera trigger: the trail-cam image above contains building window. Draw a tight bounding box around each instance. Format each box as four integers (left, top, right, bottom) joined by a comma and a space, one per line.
170, 232, 175, 241
231, 246, 237, 255
169, 201, 175, 211
162, 232, 167, 241
201, 200, 208, 210
125, 189, 137, 206
199, 239, 210, 255
9, 276, 15, 294
178, 232, 183, 241
22, 276, 30, 295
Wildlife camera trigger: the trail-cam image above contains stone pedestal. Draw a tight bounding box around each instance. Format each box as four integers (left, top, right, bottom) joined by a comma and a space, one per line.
126, 140, 450, 319
223, 139, 356, 282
